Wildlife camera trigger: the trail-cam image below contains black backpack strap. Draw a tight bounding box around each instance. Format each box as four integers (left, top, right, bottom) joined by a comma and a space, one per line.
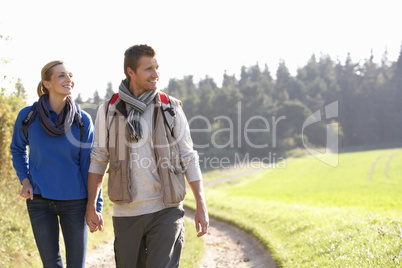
74, 103, 86, 137
20, 102, 38, 141
159, 94, 176, 138
19, 102, 86, 140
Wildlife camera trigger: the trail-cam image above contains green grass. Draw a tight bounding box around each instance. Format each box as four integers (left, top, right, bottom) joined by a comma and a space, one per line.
0, 179, 42, 267
185, 148, 402, 267
180, 217, 204, 268
226, 149, 402, 213
201, 164, 258, 182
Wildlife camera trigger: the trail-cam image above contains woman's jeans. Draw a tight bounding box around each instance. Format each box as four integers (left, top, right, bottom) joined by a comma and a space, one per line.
27, 195, 88, 268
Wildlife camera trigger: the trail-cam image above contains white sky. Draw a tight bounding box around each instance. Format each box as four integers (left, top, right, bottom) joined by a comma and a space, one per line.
1, 0, 401, 104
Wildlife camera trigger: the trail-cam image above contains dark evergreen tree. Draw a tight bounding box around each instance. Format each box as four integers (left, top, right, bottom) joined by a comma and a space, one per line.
105, 82, 114, 100
75, 93, 83, 104
92, 90, 101, 105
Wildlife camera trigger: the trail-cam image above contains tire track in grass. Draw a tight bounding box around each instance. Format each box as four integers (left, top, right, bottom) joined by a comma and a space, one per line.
385, 153, 398, 179
368, 153, 399, 180
368, 155, 385, 180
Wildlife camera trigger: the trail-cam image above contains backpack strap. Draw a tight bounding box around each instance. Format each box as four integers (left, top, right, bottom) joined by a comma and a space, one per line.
159, 92, 175, 115
106, 93, 119, 116
159, 91, 169, 105
159, 92, 176, 137
20, 102, 38, 141
104, 92, 178, 141
74, 103, 86, 137
19, 102, 86, 140
105, 93, 119, 146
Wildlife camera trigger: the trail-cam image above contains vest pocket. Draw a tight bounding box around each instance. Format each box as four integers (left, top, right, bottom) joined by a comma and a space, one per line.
107, 160, 132, 203
167, 170, 186, 205
165, 144, 186, 205
171, 149, 185, 174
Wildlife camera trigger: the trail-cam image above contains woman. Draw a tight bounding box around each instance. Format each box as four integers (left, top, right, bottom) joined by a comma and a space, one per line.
10, 60, 102, 267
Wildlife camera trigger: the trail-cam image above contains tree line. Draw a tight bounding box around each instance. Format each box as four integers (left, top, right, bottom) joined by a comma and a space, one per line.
166, 49, 402, 161
1, 47, 402, 173
78, 47, 402, 164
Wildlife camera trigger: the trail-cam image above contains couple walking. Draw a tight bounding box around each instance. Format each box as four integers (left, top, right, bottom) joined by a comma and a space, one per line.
10, 44, 209, 268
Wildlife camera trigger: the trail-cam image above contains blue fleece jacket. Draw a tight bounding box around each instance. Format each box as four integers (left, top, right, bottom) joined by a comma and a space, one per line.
10, 102, 103, 212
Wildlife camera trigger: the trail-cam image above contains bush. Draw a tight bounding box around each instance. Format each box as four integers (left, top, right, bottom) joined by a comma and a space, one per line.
0, 87, 27, 182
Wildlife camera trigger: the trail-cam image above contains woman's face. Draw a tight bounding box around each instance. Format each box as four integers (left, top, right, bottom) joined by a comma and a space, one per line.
43, 64, 74, 97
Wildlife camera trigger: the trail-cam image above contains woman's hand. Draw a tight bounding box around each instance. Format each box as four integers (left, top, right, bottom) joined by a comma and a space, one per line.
20, 178, 34, 200
86, 208, 104, 233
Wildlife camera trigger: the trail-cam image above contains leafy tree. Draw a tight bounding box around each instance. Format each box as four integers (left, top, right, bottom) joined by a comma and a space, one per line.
0, 84, 27, 182
0, 34, 27, 182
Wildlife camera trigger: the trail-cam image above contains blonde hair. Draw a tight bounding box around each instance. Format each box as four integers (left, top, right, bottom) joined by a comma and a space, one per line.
37, 60, 64, 97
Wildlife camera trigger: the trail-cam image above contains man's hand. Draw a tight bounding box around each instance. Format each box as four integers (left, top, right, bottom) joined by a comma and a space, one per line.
86, 207, 104, 233
86, 172, 105, 233
194, 203, 209, 237
20, 178, 33, 200
188, 180, 209, 237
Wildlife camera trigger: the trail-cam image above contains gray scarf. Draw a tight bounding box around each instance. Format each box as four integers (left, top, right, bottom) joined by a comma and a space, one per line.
118, 80, 158, 141
37, 94, 76, 136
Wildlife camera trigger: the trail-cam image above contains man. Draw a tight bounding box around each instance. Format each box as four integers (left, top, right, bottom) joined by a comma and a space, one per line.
85, 44, 209, 267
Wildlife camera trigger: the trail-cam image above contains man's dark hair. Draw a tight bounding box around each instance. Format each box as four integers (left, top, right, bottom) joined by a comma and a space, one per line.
124, 44, 156, 81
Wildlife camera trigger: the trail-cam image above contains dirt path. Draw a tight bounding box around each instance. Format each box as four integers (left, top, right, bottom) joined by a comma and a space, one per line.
186, 209, 277, 268
86, 167, 277, 268
86, 239, 115, 268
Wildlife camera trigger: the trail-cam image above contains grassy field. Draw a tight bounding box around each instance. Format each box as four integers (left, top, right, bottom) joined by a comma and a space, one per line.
201, 164, 258, 182
185, 148, 402, 267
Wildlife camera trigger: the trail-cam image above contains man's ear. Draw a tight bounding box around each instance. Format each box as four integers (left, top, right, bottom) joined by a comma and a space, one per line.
127, 67, 135, 77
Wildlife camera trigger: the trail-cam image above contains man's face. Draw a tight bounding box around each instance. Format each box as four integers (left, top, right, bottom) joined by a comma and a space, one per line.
129, 56, 159, 92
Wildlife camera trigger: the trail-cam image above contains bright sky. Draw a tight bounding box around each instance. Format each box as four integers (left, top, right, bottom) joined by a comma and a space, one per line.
1, 0, 401, 104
